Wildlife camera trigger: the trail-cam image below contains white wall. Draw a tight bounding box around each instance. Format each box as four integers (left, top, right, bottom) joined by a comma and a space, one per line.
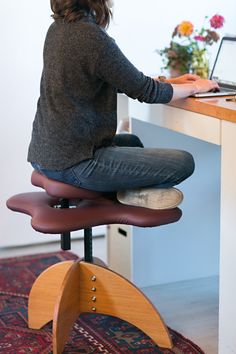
0, 1, 53, 248
0, 0, 236, 248
109, 0, 236, 75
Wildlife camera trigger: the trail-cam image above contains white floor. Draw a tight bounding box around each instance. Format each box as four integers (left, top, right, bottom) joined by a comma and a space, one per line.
143, 277, 219, 354
0, 236, 218, 353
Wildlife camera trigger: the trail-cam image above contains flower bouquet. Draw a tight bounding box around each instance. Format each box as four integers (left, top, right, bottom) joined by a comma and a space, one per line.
158, 14, 225, 78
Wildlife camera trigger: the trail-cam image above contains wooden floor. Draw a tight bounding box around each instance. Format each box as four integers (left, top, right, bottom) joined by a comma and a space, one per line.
142, 276, 219, 354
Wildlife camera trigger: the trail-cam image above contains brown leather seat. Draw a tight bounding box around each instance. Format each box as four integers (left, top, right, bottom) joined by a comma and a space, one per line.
6, 171, 182, 234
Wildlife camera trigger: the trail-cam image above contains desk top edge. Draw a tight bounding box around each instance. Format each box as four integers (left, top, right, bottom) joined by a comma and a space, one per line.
169, 96, 236, 123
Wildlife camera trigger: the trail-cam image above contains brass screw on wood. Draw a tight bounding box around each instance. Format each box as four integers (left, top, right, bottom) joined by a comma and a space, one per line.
91, 275, 96, 281
91, 296, 96, 302
92, 307, 96, 312
91, 287, 96, 292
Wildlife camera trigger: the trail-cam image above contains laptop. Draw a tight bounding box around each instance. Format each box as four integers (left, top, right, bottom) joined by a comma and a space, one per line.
193, 36, 236, 98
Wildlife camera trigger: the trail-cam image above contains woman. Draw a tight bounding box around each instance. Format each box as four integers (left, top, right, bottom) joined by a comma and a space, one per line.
28, 0, 219, 209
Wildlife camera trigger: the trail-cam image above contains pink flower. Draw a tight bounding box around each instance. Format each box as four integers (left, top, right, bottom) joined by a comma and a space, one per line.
210, 14, 225, 29
194, 35, 205, 41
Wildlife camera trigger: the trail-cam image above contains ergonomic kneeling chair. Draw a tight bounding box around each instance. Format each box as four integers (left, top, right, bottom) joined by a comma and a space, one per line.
6, 170, 182, 354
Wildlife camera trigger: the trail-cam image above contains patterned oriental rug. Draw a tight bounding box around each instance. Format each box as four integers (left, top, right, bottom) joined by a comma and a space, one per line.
0, 251, 205, 353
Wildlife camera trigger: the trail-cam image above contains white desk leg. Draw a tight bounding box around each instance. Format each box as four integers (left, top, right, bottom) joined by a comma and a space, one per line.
219, 120, 236, 354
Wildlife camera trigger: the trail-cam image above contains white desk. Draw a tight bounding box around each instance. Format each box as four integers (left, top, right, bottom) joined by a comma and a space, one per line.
109, 94, 236, 354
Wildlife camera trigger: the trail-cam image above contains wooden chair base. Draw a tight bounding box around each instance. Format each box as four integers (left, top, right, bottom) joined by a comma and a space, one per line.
28, 260, 173, 354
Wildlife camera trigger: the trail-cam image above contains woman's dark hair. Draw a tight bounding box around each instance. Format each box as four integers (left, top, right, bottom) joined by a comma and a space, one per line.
50, 0, 112, 28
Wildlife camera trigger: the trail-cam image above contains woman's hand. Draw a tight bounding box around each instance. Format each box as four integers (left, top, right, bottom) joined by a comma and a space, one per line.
166, 74, 201, 84
153, 73, 220, 100
193, 79, 219, 93
170, 79, 219, 101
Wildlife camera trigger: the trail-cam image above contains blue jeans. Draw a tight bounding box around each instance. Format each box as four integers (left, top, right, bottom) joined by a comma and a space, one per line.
32, 134, 195, 192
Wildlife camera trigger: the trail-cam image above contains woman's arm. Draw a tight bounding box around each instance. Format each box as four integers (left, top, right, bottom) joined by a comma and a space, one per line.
170, 79, 219, 101
93, 29, 219, 103
93, 30, 173, 104
153, 74, 219, 101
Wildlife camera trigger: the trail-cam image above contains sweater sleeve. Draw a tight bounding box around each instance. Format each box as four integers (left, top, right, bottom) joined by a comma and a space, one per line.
94, 31, 173, 104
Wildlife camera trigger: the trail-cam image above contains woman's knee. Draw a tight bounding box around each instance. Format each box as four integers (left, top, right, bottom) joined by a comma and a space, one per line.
179, 151, 195, 179
113, 133, 144, 147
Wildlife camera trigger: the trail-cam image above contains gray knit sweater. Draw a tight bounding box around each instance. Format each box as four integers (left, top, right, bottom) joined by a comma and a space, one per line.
27, 16, 173, 170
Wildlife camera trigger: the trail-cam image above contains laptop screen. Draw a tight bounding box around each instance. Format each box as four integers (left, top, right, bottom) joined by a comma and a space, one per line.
211, 37, 236, 87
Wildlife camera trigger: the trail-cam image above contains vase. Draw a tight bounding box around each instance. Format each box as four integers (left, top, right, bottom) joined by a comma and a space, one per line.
169, 67, 183, 78
191, 49, 209, 79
